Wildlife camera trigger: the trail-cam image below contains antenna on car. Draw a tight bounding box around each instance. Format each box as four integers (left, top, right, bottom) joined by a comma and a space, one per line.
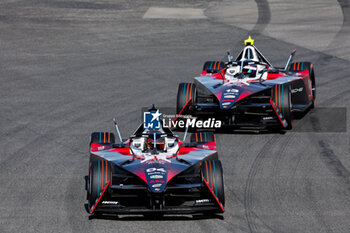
112, 118, 123, 142
227, 51, 232, 63
284, 49, 296, 71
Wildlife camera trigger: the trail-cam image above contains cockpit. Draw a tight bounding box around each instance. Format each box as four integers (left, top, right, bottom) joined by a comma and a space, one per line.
129, 124, 179, 157
225, 36, 272, 82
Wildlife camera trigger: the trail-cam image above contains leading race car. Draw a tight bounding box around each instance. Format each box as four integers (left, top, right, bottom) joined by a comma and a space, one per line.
86, 107, 225, 217
176, 36, 316, 130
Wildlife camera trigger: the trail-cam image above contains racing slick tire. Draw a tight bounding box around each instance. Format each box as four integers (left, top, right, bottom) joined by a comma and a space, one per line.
203, 61, 226, 74
90, 132, 115, 145
201, 160, 225, 207
289, 62, 316, 108
190, 132, 215, 143
87, 160, 112, 211
176, 83, 196, 114
282, 84, 293, 130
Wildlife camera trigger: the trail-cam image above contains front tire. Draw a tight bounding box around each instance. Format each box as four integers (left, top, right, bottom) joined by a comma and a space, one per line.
282, 84, 293, 129
87, 160, 112, 211
201, 160, 225, 206
310, 65, 316, 108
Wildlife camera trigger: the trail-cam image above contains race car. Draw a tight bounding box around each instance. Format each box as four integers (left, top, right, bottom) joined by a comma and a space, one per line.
86, 107, 225, 217
176, 36, 316, 130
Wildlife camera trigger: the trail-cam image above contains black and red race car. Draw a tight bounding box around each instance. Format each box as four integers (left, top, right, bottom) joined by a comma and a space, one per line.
176, 36, 316, 130
86, 107, 224, 217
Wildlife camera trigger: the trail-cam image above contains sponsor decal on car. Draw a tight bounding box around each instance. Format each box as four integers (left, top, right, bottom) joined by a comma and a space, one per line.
195, 199, 211, 204
291, 87, 303, 93
224, 95, 236, 98
147, 171, 166, 175
146, 167, 167, 178
152, 184, 162, 188
150, 180, 165, 183
150, 175, 163, 179
102, 201, 119, 205
146, 168, 166, 173
263, 116, 274, 120
226, 88, 239, 93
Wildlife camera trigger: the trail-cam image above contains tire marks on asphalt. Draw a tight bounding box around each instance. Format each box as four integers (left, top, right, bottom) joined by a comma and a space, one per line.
326, 0, 350, 60
304, 179, 335, 233
244, 135, 282, 233
252, 0, 271, 35
318, 140, 350, 191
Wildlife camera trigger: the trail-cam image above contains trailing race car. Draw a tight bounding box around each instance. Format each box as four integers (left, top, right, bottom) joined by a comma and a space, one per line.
176, 36, 316, 130
86, 107, 224, 217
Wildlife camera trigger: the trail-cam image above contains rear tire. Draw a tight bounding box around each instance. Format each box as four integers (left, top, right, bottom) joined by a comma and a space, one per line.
191, 132, 215, 143
87, 160, 112, 211
203, 61, 225, 74
90, 132, 115, 144
176, 83, 196, 114
289, 62, 316, 108
201, 160, 225, 206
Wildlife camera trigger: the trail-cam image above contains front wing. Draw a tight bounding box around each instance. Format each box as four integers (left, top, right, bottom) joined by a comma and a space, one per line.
87, 164, 224, 215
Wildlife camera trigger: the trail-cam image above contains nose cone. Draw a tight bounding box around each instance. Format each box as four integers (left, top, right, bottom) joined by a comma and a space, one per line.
220, 86, 242, 109
145, 167, 168, 193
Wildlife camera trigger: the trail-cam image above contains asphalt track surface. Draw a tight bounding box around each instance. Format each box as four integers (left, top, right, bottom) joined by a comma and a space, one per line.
1, 0, 350, 232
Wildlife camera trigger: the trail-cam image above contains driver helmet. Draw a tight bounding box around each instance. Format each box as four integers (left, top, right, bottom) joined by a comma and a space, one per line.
145, 131, 166, 151
242, 65, 257, 78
